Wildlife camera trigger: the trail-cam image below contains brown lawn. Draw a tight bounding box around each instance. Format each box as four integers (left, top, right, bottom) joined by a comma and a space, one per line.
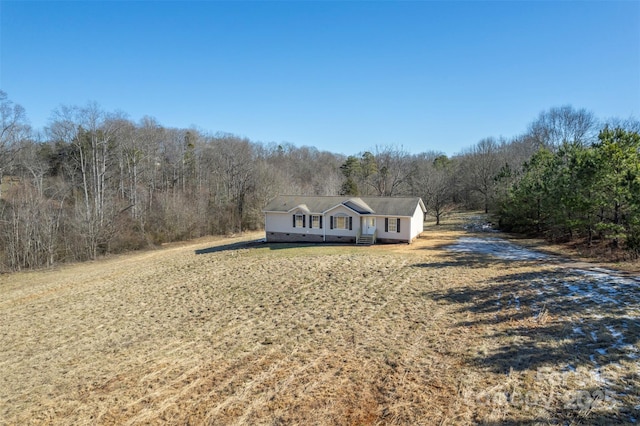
1, 213, 638, 425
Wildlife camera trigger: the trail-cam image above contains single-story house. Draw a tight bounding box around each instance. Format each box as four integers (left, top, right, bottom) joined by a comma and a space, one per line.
263, 195, 426, 244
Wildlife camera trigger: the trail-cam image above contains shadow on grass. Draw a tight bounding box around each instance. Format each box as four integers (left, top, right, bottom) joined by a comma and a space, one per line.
263, 242, 319, 251
194, 239, 265, 255
421, 256, 640, 422
195, 240, 358, 254
421, 222, 638, 422
426, 266, 639, 368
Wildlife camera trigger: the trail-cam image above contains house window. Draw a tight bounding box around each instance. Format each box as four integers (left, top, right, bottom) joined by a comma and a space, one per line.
311, 215, 322, 229
294, 214, 305, 228
330, 215, 352, 230
386, 217, 401, 233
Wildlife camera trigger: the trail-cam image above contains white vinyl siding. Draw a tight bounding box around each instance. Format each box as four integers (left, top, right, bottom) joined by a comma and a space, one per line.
265, 212, 325, 236
410, 203, 425, 240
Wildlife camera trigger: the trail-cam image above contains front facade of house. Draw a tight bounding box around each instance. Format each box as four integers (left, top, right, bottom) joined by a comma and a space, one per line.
263, 196, 426, 244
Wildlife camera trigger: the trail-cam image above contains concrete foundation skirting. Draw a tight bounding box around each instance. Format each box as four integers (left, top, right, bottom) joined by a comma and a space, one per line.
265, 231, 410, 244
265, 232, 324, 243
376, 238, 410, 244
325, 235, 356, 244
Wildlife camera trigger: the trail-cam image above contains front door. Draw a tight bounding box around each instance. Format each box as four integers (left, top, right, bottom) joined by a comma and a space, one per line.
362, 217, 376, 234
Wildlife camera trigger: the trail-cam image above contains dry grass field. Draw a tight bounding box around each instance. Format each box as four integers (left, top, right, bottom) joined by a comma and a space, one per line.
1, 213, 638, 425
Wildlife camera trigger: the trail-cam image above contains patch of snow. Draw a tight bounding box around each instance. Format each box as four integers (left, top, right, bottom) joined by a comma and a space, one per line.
462, 218, 498, 233
447, 237, 548, 261
592, 368, 606, 384
588, 357, 610, 385
563, 277, 621, 306
566, 284, 581, 293
606, 325, 623, 341
590, 267, 619, 275
596, 348, 608, 355
575, 269, 630, 288
625, 347, 639, 359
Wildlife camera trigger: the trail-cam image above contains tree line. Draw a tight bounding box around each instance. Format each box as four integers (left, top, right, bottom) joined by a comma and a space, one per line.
1, 91, 638, 270
0, 94, 346, 270
499, 126, 640, 254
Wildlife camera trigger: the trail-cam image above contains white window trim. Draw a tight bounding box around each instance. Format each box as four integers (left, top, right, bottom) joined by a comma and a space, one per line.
388, 217, 398, 232
311, 215, 321, 229
295, 214, 304, 228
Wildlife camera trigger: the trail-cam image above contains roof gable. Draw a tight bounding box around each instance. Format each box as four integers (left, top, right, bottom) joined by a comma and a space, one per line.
288, 204, 311, 214
343, 198, 375, 214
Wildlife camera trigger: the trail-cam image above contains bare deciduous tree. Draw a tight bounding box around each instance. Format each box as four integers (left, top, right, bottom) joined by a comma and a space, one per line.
363, 145, 412, 196
0, 91, 30, 198
411, 152, 456, 225
47, 103, 126, 258
457, 138, 502, 213
528, 105, 597, 149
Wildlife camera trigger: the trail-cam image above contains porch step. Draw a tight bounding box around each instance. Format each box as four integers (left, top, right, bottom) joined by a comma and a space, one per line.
357, 235, 375, 245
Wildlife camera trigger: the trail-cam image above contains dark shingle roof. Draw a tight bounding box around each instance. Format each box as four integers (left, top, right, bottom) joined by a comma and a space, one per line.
263, 196, 425, 217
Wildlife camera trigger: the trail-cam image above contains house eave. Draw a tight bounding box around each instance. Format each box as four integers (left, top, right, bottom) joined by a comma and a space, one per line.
264, 210, 414, 218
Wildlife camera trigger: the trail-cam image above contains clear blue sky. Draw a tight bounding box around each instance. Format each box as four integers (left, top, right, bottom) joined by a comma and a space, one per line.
1, 1, 638, 156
